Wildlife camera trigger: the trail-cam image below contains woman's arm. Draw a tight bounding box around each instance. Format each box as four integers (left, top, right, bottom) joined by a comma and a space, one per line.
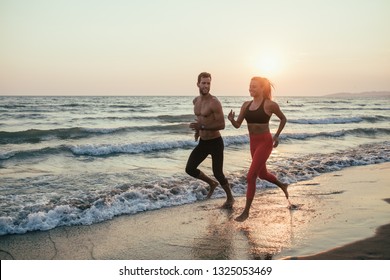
228, 101, 249, 129
270, 101, 287, 147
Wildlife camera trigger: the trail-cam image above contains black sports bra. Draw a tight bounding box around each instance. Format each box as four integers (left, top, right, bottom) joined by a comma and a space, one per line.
244, 100, 271, 124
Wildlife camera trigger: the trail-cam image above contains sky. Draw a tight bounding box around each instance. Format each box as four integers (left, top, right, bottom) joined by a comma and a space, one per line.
1, 0, 389, 96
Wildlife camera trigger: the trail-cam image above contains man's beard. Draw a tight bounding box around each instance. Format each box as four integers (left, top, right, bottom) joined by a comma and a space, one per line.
199, 88, 209, 95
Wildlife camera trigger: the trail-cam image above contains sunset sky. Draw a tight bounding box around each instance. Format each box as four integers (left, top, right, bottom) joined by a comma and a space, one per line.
1, 0, 389, 96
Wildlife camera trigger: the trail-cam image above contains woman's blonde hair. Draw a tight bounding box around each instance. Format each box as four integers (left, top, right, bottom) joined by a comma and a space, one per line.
251, 77, 274, 100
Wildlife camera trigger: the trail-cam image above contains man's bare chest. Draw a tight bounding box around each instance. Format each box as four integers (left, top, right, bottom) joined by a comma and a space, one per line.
194, 102, 213, 118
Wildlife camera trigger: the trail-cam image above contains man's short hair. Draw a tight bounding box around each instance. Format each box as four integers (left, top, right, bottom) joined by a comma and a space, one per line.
197, 72, 212, 83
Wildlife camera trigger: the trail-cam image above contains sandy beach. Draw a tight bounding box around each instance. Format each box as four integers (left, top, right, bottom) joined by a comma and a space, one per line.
0, 162, 389, 260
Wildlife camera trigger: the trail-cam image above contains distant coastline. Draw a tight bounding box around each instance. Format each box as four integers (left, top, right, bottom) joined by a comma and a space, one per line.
324, 91, 390, 97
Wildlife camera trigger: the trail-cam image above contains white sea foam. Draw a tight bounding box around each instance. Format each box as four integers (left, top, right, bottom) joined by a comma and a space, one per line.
1, 141, 389, 235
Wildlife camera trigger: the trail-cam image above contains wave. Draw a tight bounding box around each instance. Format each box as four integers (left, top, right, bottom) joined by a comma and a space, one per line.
0, 104, 27, 109
108, 104, 152, 109
0, 124, 189, 144
69, 140, 197, 156
157, 114, 194, 123
289, 117, 363, 124
2, 110, 389, 145
283, 128, 390, 140
1, 128, 389, 161
0, 113, 46, 120
0, 128, 110, 144
289, 115, 390, 124
69, 128, 390, 156
71, 114, 195, 123
318, 107, 390, 111
0, 141, 389, 235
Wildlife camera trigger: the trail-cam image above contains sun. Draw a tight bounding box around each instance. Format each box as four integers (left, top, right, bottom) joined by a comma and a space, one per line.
254, 53, 284, 77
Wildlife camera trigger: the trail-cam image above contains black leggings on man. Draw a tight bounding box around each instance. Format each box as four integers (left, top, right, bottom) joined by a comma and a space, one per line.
185, 136, 228, 186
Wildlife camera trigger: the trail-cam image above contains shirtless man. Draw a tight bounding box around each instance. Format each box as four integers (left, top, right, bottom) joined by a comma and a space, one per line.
185, 72, 234, 208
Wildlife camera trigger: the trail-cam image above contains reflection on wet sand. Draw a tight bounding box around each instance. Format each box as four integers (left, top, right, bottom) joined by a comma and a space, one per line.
191, 206, 253, 260
233, 187, 326, 259
236, 204, 295, 259
191, 186, 322, 260
191, 208, 236, 259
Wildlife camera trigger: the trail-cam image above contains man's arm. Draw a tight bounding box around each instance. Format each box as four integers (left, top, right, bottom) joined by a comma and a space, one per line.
192, 96, 200, 141
202, 98, 225, 131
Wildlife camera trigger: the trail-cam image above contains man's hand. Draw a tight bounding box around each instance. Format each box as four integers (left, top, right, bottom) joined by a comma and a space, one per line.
190, 119, 200, 141
190, 118, 204, 131
194, 130, 200, 141
189, 121, 200, 131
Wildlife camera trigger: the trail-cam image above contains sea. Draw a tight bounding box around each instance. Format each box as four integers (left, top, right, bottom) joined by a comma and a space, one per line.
0, 95, 389, 235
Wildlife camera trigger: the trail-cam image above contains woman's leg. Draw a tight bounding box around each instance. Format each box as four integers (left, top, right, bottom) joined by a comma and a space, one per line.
246, 134, 272, 199
236, 135, 269, 221
255, 134, 289, 199
236, 133, 288, 221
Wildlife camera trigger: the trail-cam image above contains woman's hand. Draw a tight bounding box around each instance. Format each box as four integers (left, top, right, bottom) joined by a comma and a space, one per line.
273, 135, 280, 147
228, 110, 235, 122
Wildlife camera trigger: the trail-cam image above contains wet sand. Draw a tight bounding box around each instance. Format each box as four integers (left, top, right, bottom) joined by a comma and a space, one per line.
0, 162, 389, 260
289, 223, 390, 260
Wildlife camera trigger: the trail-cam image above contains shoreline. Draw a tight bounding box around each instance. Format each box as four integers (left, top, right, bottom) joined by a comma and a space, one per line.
276, 162, 390, 259
0, 162, 389, 260
286, 222, 390, 260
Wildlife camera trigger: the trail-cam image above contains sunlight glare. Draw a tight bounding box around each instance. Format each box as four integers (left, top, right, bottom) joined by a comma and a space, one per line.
254, 53, 284, 77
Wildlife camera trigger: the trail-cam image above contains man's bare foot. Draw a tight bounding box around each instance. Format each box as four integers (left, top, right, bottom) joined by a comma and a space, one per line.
235, 212, 249, 222
221, 198, 234, 209
279, 183, 289, 199
206, 180, 219, 199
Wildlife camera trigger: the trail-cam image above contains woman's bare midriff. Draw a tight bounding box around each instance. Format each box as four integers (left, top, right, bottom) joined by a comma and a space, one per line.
247, 123, 270, 135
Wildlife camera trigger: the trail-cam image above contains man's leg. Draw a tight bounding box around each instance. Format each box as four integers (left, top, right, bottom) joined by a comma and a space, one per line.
185, 141, 218, 188
210, 138, 234, 208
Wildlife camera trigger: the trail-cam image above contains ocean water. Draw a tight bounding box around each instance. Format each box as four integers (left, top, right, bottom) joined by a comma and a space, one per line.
0, 95, 389, 235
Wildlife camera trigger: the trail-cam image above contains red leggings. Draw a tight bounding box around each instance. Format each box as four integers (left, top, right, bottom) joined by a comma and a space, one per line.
246, 132, 278, 199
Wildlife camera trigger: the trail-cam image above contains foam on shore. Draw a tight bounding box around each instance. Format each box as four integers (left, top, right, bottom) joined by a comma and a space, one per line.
0, 163, 389, 260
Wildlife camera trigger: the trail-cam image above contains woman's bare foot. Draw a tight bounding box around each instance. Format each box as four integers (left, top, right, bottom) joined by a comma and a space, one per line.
235, 211, 249, 222
206, 180, 219, 199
